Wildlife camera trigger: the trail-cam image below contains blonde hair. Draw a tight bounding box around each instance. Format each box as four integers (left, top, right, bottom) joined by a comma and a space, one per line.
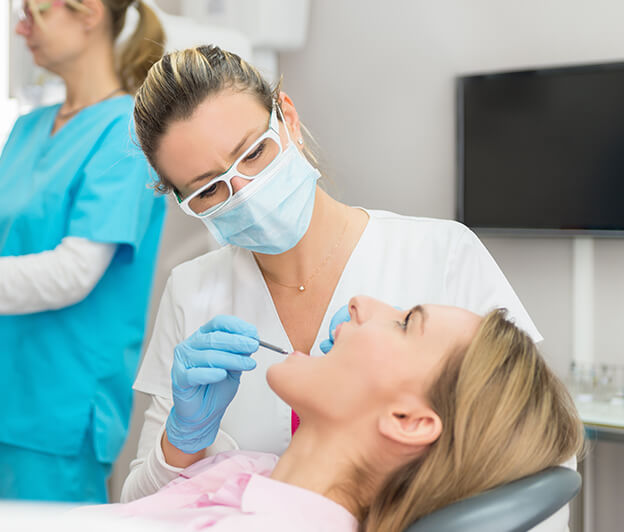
103, 0, 165, 93
361, 309, 585, 532
133, 44, 318, 194
29, 0, 165, 93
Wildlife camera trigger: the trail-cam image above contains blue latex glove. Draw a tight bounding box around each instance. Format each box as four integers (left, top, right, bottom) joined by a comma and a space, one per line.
319, 304, 351, 354
166, 315, 259, 454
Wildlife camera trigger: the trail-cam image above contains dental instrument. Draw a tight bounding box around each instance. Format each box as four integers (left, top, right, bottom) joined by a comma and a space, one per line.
258, 339, 289, 355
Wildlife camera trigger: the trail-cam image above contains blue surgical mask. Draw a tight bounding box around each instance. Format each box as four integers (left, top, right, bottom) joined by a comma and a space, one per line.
202, 142, 321, 254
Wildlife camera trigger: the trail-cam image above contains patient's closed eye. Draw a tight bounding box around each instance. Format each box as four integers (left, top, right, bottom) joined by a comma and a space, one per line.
395, 310, 412, 331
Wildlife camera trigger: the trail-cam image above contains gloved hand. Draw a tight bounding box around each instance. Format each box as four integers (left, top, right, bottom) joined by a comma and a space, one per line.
166, 315, 259, 454
319, 304, 351, 354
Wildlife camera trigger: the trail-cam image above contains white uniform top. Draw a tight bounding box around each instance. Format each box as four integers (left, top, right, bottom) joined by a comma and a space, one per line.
123, 210, 543, 503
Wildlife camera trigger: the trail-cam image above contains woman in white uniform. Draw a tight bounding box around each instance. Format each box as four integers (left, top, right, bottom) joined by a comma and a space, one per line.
121, 44, 542, 502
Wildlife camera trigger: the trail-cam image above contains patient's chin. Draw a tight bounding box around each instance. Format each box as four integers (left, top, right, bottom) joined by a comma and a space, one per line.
266, 359, 306, 410
266, 362, 290, 398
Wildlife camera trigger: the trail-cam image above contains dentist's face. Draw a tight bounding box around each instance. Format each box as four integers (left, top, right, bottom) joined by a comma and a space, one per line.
156, 90, 292, 203
267, 296, 482, 422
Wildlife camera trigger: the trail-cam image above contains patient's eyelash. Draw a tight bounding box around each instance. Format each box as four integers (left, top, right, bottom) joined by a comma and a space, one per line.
395, 309, 413, 331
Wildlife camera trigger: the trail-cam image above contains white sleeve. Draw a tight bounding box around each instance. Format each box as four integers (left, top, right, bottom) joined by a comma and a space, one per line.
0, 236, 116, 315
120, 394, 240, 503
121, 274, 239, 502
444, 225, 543, 343
120, 394, 183, 503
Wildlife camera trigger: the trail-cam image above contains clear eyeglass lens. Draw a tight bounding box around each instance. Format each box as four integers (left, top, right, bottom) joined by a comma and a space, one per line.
18, 1, 55, 22
187, 136, 281, 215
188, 180, 231, 216
17, 5, 32, 23
236, 137, 281, 177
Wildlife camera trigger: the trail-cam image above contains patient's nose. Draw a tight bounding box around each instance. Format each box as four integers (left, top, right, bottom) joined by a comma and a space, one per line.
348, 295, 392, 324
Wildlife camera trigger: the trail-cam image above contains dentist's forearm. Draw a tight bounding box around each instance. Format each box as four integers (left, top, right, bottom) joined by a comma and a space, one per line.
162, 430, 206, 468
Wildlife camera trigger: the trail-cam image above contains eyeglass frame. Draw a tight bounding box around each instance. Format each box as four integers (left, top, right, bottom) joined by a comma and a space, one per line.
174, 104, 291, 219
16, 0, 66, 28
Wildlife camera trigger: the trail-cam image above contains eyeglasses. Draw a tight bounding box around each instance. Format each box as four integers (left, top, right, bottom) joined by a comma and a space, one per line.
175, 106, 289, 218
16, 0, 65, 30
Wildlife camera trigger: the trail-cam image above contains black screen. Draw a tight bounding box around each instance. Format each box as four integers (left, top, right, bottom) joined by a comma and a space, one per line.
457, 63, 624, 233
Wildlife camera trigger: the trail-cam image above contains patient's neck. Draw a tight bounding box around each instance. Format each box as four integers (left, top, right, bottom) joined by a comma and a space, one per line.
270, 421, 397, 519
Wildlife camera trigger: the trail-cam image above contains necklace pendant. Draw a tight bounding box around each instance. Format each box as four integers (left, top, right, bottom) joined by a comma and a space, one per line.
298, 285, 305, 292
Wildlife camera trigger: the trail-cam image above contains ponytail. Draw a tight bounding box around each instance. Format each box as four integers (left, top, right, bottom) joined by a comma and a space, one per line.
102, 0, 166, 94
117, 1, 165, 93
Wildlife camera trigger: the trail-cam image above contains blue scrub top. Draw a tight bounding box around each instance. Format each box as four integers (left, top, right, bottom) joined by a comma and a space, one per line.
0, 95, 166, 462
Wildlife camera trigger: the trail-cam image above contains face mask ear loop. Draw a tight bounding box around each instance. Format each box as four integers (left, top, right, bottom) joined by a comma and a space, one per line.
275, 102, 293, 147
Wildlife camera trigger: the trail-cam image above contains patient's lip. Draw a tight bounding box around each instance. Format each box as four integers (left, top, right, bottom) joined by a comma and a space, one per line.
290, 350, 309, 358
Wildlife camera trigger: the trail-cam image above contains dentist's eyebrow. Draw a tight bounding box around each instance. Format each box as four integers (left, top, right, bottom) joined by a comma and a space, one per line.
186, 127, 259, 187
406, 305, 427, 334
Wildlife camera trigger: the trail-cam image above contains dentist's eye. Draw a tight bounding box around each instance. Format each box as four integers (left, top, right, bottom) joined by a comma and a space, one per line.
244, 141, 266, 162
198, 183, 219, 198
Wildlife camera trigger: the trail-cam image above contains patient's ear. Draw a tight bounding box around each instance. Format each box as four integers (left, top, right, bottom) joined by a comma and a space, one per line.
378, 404, 442, 448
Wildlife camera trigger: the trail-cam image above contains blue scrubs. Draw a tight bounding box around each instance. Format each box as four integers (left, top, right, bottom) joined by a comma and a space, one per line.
0, 95, 166, 502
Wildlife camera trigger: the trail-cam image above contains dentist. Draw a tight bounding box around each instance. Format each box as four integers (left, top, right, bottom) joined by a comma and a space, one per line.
122, 44, 541, 501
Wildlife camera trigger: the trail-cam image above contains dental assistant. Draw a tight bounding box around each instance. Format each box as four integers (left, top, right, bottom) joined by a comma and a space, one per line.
0, 1, 166, 503
121, 45, 542, 502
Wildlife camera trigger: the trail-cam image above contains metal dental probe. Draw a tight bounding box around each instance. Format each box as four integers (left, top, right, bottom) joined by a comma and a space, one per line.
258, 339, 289, 355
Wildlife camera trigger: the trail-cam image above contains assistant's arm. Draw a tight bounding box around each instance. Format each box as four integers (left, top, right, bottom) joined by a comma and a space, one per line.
0, 236, 116, 314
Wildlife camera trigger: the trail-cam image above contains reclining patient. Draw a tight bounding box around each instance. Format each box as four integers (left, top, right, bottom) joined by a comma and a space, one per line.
84, 296, 584, 531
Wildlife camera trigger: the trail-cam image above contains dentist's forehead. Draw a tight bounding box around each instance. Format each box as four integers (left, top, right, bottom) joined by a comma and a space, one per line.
156, 91, 268, 190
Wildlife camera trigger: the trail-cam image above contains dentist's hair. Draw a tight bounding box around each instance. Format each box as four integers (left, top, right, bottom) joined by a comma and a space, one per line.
361, 309, 584, 532
133, 44, 318, 193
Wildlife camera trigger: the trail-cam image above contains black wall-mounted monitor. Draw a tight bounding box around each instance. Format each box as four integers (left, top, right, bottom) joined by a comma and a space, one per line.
456, 61, 624, 236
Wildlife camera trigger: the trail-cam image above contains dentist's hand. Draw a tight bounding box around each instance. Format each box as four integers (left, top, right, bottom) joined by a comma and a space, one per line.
166, 315, 259, 454
319, 305, 351, 354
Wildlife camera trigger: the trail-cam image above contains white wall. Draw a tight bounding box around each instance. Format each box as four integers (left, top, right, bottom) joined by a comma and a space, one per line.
0, 1, 18, 146
0, 2, 8, 101
279, 1, 624, 530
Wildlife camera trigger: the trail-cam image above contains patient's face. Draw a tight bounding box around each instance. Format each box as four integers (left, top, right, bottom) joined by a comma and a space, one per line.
267, 296, 481, 422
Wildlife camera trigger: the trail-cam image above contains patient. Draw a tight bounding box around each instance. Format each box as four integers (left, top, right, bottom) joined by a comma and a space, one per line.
82, 296, 584, 531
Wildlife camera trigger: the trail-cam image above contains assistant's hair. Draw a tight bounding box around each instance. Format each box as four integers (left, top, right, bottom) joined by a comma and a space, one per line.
35, 0, 165, 93
100, 0, 165, 93
133, 44, 318, 193
361, 309, 585, 532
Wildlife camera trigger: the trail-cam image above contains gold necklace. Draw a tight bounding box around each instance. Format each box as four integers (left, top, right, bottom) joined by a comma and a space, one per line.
57, 87, 124, 120
261, 217, 350, 293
